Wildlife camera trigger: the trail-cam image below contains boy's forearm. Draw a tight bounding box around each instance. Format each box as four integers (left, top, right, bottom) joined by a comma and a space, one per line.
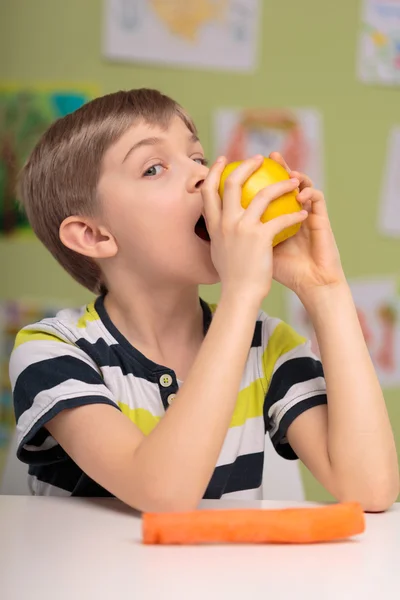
131, 291, 261, 511
301, 282, 399, 507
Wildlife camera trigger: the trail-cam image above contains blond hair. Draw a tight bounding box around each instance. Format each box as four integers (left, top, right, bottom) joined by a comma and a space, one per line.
18, 89, 197, 293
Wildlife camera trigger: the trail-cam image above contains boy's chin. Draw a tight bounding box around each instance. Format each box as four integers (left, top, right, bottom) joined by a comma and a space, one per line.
196, 271, 220, 286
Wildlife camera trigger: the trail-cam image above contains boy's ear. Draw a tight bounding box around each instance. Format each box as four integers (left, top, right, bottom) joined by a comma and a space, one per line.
59, 216, 118, 259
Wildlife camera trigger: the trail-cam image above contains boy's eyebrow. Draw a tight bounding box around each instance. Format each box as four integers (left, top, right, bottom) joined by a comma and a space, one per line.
122, 133, 199, 163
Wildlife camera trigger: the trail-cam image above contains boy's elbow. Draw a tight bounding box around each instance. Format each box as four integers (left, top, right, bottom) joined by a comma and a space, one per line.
145, 494, 199, 513
339, 474, 399, 513
362, 479, 399, 513
131, 484, 201, 513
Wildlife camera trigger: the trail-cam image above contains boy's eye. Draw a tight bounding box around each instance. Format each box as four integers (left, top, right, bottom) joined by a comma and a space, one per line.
193, 157, 208, 166
143, 164, 163, 177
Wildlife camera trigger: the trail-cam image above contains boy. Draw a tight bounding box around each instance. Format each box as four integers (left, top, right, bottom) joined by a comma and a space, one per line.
9, 88, 398, 511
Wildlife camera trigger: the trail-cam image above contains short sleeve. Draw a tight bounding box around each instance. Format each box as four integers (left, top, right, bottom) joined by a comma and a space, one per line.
9, 324, 119, 465
262, 318, 327, 460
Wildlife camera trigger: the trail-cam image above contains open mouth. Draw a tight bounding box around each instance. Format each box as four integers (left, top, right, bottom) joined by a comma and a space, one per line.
194, 214, 210, 242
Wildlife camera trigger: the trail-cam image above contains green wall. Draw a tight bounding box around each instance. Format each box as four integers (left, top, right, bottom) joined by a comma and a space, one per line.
1, 0, 399, 501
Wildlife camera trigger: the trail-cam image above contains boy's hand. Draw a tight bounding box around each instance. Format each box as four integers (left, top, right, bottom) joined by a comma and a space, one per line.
202, 155, 308, 304
270, 152, 345, 301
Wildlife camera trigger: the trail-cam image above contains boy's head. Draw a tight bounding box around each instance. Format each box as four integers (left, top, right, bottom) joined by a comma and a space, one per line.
19, 88, 218, 295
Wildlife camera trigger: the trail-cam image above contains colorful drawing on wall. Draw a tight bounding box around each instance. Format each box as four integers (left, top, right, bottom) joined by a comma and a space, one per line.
357, 0, 400, 86
286, 277, 400, 388
0, 300, 64, 476
103, 0, 260, 71
378, 126, 400, 237
0, 85, 96, 237
214, 107, 324, 189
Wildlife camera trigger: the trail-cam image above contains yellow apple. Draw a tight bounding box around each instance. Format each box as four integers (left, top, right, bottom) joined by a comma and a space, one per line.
218, 157, 302, 247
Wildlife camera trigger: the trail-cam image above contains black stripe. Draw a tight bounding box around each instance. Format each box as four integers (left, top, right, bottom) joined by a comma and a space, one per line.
71, 474, 114, 497
251, 321, 262, 348
75, 337, 169, 383
203, 452, 264, 499
17, 395, 119, 465
264, 356, 324, 429
30, 427, 51, 447
76, 321, 263, 383
29, 460, 83, 493
29, 461, 113, 497
200, 297, 213, 335
14, 355, 106, 420
271, 394, 328, 460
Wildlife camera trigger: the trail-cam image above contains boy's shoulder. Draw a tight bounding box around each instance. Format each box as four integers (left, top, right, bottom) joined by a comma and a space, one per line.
13, 299, 108, 349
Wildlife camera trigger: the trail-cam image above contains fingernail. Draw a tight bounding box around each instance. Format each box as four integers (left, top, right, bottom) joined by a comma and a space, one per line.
291, 178, 300, 186
254, 154, 264, 160
216, 156, 225, 163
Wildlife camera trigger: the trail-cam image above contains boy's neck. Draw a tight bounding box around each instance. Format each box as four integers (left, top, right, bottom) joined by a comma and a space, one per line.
103, 283, 205, 368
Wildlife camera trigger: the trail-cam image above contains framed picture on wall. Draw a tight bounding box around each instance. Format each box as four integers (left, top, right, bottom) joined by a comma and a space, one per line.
214, 106, 324, 190
357, 0, 400, 86
103, 0, 260, 72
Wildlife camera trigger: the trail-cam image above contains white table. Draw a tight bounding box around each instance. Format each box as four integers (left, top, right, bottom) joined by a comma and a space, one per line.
0, 497, 399, 600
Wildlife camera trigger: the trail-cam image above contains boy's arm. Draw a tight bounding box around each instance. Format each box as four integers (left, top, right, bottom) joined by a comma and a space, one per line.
47, 293, 260, 512
286, 282, 399, 512
268, 150, 399, 512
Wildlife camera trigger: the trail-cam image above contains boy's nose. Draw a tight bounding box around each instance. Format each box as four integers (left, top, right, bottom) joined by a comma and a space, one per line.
187, 163, 208, 192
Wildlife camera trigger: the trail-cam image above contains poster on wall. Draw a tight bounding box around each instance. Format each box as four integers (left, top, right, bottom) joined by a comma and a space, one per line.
214, 107, 324, 189
0, 85, 97, 238
0, 300, 64, 478
378, 126, 400, 237
357, 0, 400, 86
103, 0, 260, 72
286, 277, 400, 388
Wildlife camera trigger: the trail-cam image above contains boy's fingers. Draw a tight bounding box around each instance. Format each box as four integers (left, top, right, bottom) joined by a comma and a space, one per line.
243, 178, 300, 223
269, 155, 315, 194
221, 155, 264, 221
297, 187, 327, 216
290, 170, 313, 190
201, 156, 227, 231
269, 151, 291, 173
263, 210, 308, 241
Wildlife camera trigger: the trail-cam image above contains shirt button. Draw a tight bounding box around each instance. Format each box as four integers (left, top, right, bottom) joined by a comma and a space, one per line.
159, 373, 173, 387
167, 394, 176, 405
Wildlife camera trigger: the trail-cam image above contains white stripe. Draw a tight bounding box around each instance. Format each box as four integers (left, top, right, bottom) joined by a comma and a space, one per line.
221, 486, 263, 500
101, 366, 165, 416
10, 339, 101, 389
73, 315, 118, 346
261, 314, 281, 339
239, 313, 280, 390
216, 416, 265, 467
38, 307, 113, 345
55, 305, 86, 323
268, 377, 326, 437
29, 475, 71, 497
239, 346, 264, 390
24, 436, 58, 452
17, 380, 116, 447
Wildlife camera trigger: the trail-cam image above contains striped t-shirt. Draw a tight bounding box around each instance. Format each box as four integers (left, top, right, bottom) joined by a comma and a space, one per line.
9, 296, 327, 499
